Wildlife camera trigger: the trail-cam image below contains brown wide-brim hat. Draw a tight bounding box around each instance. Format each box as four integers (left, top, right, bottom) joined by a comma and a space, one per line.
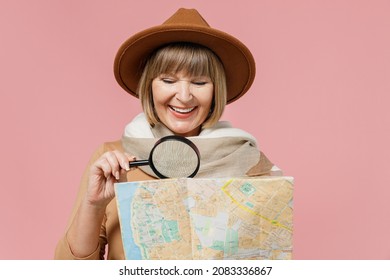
114, 8, 256, 104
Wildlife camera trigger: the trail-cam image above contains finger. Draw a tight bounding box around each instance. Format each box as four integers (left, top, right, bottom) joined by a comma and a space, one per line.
95, 157, 113, 179
113, 150, 131, 171
105, 175, 117, 196
125, 153, 137, 170
105, 151, 122, 180
125, 153, 137, 162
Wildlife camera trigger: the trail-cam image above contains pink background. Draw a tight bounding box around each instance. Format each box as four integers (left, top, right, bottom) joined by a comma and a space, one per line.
1, 0, 389, 259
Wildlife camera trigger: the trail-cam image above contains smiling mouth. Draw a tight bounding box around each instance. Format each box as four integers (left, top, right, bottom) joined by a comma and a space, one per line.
169, 106, 196, 114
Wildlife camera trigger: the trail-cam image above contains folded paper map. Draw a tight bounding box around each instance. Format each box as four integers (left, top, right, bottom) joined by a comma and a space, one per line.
115, 176, 293, 259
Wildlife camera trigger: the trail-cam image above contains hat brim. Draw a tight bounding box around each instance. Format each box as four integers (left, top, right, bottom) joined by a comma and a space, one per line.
114, 24, 256, 104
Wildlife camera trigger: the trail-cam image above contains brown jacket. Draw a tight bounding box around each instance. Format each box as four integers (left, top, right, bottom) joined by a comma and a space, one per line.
54, 140, 275, 259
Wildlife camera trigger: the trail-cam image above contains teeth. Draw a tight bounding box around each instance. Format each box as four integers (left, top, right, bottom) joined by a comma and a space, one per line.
170, 106, 195, 113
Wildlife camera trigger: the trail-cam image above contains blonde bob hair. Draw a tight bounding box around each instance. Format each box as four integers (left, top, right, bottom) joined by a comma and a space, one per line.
137, 42, 227, 129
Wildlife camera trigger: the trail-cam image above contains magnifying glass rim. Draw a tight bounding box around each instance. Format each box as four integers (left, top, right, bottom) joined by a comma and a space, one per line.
148, 135, 200, 179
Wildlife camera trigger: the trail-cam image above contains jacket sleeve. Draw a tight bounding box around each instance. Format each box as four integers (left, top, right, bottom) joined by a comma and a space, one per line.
54, 144, 109, 260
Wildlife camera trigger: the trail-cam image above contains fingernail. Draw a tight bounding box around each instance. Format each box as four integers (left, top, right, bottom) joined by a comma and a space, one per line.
123, 161, 130, 171
115, 171, 120, 180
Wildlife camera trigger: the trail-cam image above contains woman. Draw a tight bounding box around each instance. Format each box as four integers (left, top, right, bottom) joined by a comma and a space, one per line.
55, 8, 281, 260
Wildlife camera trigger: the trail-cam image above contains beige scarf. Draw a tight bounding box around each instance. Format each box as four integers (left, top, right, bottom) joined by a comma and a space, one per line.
121, 113, 260, 178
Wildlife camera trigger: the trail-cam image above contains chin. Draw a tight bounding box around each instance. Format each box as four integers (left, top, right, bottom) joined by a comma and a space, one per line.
170, 127, 198, 137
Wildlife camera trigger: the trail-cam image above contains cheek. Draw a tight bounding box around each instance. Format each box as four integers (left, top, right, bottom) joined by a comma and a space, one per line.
151, 83, 158, 103
151, 86, 163, 107
201, 89, 214, 108
152, 82, 173, 106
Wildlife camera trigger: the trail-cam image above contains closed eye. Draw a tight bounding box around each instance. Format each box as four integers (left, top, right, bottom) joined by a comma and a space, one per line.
162, 78, 175, 84
192, 81, 207, 86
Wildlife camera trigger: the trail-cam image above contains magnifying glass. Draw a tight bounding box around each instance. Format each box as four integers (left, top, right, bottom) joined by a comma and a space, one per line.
129, 135, 200, 178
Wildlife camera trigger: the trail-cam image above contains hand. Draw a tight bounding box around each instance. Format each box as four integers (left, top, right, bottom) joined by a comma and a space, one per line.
86, 150, 134, 208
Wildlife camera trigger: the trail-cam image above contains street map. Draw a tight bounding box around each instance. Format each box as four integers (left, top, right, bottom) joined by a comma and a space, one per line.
115, 177, 293, 259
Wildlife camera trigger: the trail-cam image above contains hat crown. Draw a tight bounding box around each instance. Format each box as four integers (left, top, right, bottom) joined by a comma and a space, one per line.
163, 8, 210, 27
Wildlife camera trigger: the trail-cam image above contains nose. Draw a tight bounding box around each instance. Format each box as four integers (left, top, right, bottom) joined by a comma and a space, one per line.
175, 81, 193, 103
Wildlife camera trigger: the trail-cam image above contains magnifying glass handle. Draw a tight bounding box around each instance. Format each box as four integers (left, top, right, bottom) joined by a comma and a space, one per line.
129, 160, 149, 167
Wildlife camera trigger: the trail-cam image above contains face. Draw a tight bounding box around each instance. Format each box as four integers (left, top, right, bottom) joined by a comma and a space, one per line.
152, 71, 214, 137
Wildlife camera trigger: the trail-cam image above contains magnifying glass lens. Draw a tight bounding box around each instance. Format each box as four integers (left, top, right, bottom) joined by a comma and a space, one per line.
151, 140, 199, 178
129, 135, 200, 179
